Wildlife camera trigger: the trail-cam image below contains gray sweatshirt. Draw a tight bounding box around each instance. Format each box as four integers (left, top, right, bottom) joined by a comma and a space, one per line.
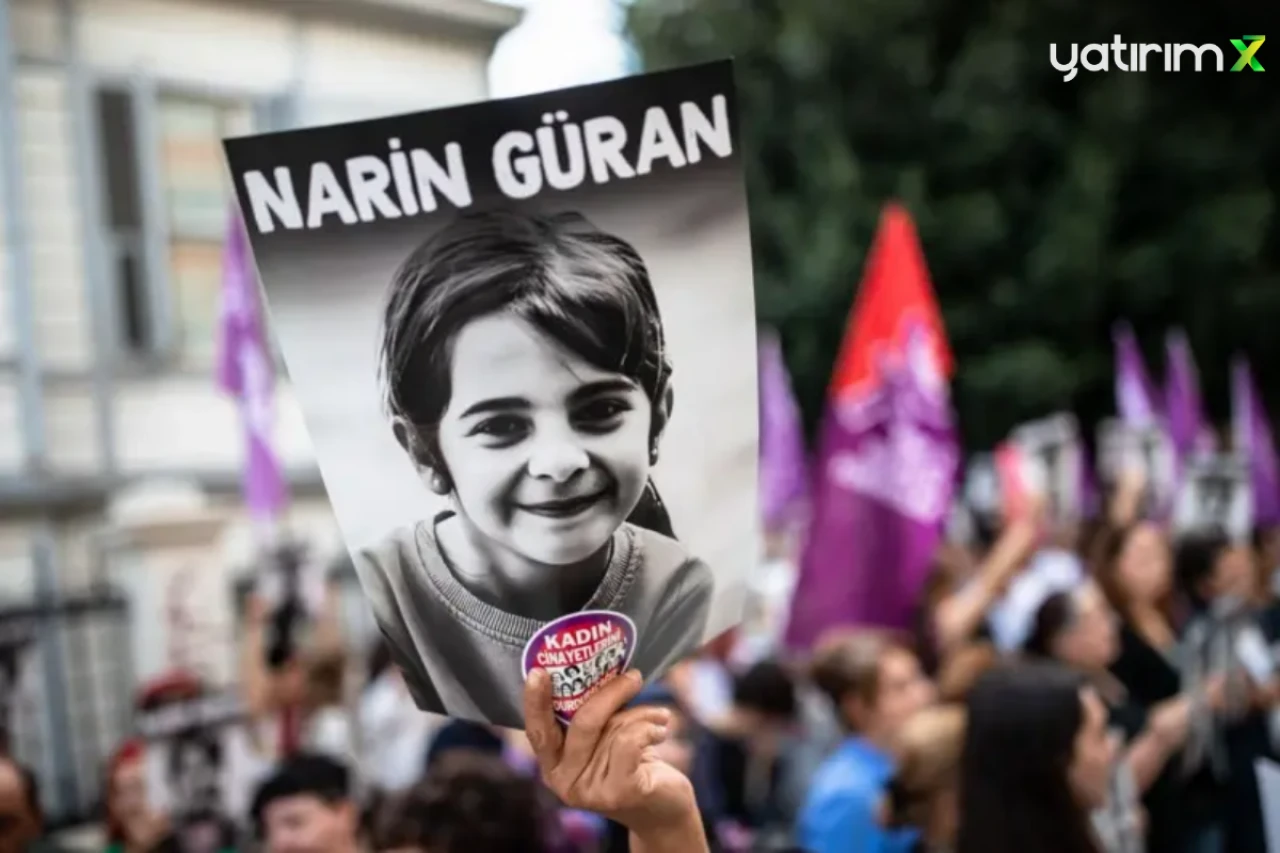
355, 513, 715, 729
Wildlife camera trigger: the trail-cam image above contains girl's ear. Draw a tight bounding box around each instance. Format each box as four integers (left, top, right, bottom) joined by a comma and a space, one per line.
391, 416, 429, 465
392, 416, 452, 494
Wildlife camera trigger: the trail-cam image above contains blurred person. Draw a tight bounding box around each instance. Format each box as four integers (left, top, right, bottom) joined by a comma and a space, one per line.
885, 704, 965, 853
798, 631, 935, 853
1093, 516, 1230, 853
523, 667, 713, 853
703, 660, 800, 840
103, 740, 169, 853
301, 651, 354, 761
242, 577, 348, 761
1175, 533, 1276, 853
1251, 526, 1280, 606
956, 662, 1116, 853
1024, 583, 1221, 853
422, 719, 506, 773
251, 753, 360, 853
929, 510, 1040, 658
360, 640, 436, 795
666, 630, 738, 730
371, 752, 549, 853
0, 756, 70, 853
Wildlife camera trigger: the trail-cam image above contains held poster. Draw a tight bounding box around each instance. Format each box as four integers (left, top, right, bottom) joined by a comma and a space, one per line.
223, 61, 759, 728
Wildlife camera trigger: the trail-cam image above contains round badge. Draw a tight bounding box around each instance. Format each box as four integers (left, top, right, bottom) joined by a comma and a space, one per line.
522, 610, 637, 725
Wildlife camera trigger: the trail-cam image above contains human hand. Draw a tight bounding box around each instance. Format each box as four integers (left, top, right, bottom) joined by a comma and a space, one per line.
523, 668, 701, 842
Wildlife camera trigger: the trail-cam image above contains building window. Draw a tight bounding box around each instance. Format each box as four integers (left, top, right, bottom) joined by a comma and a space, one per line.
156, 95, 253, 367
92, 83, 255, 367
94, 87, 153, 355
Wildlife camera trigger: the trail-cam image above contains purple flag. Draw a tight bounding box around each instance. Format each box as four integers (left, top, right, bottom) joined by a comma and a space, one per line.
216, 209, 287, 523
1113, 323, 1161, 427
1232, 358, 1280, 527
1165, 328, 1209, 459
786, 204, 958, 646
758, 330, 809, 532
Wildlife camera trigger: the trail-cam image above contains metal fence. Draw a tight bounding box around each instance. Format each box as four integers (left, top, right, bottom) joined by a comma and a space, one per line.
4, 590, 134, 829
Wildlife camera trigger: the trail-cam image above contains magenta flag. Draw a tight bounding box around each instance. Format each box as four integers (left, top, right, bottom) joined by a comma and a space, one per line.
216, 209, 287, 523
1113, 323, 1161, 427
1232, 357, 1280, 527
758, 330, 809, 532
1165, 329, 1210, 459
785, 204, 958, 647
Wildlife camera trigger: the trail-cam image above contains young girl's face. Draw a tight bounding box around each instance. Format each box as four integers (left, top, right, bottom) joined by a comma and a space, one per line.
436, 313, 655, 566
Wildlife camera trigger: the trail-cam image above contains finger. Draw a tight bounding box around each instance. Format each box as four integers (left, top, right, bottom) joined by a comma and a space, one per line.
523, 669, 565, 771
561, 669, 646, 776
610, 716, 671, 777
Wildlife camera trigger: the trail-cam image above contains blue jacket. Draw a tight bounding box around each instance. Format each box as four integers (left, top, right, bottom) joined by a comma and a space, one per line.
797, 737, 918, 853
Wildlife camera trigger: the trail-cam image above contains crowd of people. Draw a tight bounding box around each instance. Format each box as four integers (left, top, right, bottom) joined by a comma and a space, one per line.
1, 465, 1279, 853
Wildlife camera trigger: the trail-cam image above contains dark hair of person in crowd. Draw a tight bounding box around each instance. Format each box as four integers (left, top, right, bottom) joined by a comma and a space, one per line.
373, 752, 549, 853
423, 720, 506, 775
1023, 591, 1077, 661
250, 752, 351, 839
303, 650, 346, 711
731, 660, 797, 722
1174, 530, 1233, 610
809, 630, 895, 710
1092, 522, 1173, 624
887, 704, 966, 850
956, 663, 1105, 853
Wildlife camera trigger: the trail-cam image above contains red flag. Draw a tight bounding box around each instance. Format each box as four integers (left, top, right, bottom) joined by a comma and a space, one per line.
786, 202, 958, 645
829, 202, 953, 402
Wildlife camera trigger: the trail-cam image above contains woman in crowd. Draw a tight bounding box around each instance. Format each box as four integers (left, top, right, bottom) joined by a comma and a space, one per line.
957, 663, 1115, 853
886, 704, 965, 853
372, 752, 550, 853
102, 741, 168, 853
1024, 579, 1225, 853
1174, 532, 1276, 853
798, 630, 935, 853
1091, 508, 1231, 853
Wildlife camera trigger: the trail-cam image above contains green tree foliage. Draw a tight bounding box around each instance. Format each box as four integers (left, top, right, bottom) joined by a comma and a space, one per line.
627, 0, 1279, 448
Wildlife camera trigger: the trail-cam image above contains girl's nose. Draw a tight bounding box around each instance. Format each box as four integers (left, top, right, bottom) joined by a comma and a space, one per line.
527, 436, 590, 483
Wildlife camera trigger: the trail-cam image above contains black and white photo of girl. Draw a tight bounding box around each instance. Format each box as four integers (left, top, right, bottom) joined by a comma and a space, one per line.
225, 61, 758, 728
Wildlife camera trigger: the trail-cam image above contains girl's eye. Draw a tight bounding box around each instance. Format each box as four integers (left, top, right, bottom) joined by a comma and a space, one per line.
574, 398, 630, 428
472, 415, 529, 441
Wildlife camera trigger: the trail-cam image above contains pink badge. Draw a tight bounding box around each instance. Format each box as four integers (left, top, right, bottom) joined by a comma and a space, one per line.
522, 610, 637, 725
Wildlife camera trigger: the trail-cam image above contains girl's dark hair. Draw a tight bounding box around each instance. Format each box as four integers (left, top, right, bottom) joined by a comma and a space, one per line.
376, 752, 549, 853
956, 663, 1099, 853
380, 208, 676, 539
1024, 591, 1078, 660
1174, 531, 1232, 610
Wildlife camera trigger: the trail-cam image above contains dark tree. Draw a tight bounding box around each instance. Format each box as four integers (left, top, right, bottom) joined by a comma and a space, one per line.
627, 0, 1279, 448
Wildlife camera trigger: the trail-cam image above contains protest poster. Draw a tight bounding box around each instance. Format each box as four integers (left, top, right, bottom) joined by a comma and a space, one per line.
136, 678, 256, 853
1097, 418, 1177, 515
1173, 454, 1253, 542
223, 60, 758, 728
1004, 413, 1085, 523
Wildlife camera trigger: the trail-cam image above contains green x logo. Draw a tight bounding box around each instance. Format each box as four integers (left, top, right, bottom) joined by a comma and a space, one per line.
1231, 35, 1265, 72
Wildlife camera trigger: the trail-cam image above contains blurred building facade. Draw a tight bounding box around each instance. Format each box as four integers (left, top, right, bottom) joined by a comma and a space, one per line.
0, 0, 518, 824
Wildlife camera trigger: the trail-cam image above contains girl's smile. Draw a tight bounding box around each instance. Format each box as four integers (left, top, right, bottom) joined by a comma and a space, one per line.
435, 313, 656, 570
